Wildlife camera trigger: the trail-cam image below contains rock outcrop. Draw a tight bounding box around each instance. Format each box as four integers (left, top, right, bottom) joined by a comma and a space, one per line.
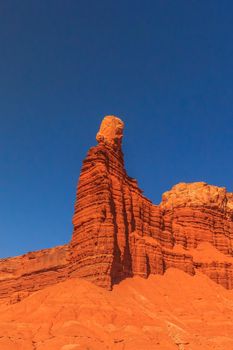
0, 245, 70, 302
70, 115, 233, 289
1, 115, 233, 300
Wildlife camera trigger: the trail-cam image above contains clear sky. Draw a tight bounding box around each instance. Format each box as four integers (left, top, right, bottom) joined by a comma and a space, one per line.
1, 1, 233, 258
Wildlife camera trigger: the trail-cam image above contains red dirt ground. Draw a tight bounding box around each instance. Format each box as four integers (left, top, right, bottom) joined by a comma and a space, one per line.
0, 268, 232, 350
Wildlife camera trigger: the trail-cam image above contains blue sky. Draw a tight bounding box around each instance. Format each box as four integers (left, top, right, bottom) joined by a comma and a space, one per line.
0, 1, 233, 258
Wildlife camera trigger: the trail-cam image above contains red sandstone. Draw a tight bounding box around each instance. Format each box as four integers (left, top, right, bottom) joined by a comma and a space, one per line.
1, 115, 233, 303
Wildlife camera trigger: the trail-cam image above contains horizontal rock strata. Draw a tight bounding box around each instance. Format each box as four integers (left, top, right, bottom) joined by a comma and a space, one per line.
1, 115, 233, 300
70, 116, 233, 290
0, 246, 70, 302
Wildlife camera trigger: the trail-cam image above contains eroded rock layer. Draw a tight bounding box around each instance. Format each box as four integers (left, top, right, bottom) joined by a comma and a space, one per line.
0, 115, 233, 299
0, 246, 70, 302
70, 116, 233, 289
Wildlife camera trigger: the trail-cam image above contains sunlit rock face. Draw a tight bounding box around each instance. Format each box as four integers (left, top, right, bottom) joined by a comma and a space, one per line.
96, 115, 124, 151
0, 115, 233, 302
70, 115, 233, 290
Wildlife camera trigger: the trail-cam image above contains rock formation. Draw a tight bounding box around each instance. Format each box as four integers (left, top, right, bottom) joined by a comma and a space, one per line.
1, 115, 233, 301
0, 246, 70, 302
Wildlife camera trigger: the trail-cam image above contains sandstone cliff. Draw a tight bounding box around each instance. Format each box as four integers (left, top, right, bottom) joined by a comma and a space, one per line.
1, 115, 233, 301
70, 115, 233, 289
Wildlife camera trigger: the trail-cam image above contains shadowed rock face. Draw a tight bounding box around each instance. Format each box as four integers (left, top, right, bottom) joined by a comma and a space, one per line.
1, 115, 233, 301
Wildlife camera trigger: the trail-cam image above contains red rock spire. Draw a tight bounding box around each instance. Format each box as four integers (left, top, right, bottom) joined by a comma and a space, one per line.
70, 115, 130, 289
70, 116, 233, 289
0, 116, 233, 302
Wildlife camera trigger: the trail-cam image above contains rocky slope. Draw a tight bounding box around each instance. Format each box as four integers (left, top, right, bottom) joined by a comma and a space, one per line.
0, 268, 233, 350
1, 115, 233, 301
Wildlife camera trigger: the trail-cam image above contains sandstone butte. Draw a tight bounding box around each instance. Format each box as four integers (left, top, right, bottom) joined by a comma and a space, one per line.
0, 115, 233, 350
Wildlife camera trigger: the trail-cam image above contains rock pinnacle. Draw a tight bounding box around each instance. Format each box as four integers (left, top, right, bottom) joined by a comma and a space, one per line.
96, 115, 124, 151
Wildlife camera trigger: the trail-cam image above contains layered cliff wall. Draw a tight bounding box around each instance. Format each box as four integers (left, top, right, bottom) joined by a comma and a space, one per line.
69, 116, 233, 289
1, 115, 233, 301
0, 245, 70, 302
